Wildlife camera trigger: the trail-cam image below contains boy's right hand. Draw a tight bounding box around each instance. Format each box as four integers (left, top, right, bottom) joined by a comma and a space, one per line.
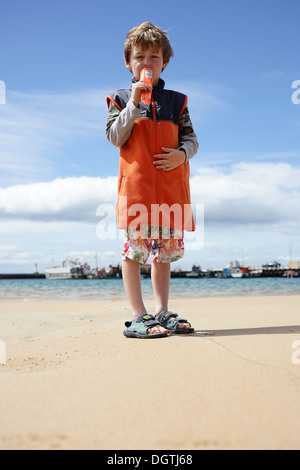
131, 80, 152, 107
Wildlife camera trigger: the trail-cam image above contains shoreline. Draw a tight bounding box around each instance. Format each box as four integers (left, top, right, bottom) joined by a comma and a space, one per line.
1, 295, 300, 450
0, 291, 300, 302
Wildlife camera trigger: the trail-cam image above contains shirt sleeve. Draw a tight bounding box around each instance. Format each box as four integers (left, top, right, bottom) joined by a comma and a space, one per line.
106, 99, 141, 148
178, 106, 199, 162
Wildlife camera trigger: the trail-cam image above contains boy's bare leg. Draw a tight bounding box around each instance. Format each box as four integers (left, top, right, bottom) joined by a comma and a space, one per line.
122, 258, 168, 334
151, 261, 190, 329
151, 261, 171, 315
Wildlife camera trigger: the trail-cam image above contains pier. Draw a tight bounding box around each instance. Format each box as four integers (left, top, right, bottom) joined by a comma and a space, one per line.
0, 273, 46, 279
0, 266, 299, 280
141, 265, 300, 279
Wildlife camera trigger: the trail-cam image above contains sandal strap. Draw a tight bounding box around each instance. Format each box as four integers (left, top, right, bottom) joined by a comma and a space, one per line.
135, 314, 160, 327
124, 314, 160, 333
157, 311, 189, 329
157, 311, 177, 323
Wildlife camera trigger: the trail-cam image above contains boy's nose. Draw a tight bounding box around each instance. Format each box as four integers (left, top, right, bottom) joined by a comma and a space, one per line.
143, 58, 152, 68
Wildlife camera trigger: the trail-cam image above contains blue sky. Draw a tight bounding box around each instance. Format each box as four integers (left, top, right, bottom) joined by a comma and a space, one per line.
0, 0, 299, 272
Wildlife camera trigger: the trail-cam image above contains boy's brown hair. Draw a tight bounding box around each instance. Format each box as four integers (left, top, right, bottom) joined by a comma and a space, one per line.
124, 21, 174, 66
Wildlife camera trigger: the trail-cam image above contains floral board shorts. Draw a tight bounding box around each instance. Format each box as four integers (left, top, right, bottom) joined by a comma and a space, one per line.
122, 226, 184, 264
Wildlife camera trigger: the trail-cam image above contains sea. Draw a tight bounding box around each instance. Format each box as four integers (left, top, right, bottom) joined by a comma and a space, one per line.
0, 277, 299, 301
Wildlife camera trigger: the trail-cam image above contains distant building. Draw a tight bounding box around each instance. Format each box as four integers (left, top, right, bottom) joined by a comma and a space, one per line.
289, 260, 300, 269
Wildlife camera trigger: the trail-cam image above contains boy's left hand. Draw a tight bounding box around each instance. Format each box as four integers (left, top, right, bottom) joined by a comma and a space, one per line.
153, 147, 186, 171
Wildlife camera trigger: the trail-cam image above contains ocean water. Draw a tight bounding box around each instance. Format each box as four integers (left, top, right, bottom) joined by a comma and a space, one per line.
0, 277, 299, 301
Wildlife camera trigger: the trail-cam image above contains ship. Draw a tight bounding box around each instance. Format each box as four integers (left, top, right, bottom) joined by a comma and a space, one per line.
44, 259, 91, 280
229, 260, 250, 278
217, 260, 251, 278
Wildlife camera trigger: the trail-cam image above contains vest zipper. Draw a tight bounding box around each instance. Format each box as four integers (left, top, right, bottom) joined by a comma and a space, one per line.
151, 98, 159, 207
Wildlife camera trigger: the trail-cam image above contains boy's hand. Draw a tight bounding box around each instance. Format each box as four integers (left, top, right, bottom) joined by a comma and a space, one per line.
153, 147, 186, 171
131, 80, 152, 107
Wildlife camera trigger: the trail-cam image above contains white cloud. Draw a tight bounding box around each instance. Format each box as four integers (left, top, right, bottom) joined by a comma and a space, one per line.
0, 176, 117, 222
0, 244, 119, 270
191, 162, 300, 225
0, 163, 299, 229
0, 244, 43, 264
0, 88, 110, 185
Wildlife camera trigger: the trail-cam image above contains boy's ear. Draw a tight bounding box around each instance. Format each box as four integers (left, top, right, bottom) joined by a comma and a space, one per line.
125, 59, 132, 74
162, 61, 169, 73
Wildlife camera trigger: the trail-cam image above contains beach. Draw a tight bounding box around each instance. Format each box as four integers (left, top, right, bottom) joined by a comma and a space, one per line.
1, 295, 300, 450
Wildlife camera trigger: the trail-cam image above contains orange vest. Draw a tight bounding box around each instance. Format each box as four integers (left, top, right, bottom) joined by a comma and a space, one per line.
107, 79, 195, 232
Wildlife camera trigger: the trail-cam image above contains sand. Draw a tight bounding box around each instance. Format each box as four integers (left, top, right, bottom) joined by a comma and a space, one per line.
0, 295, 300, 450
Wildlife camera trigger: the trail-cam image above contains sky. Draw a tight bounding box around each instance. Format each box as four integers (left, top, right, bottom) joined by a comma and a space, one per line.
0, 0, 299, 273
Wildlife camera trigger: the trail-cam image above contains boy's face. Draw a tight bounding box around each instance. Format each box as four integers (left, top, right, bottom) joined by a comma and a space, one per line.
125, 44, 168, 86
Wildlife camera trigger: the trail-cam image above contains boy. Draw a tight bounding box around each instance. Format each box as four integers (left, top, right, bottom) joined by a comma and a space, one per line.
106, 22, 199, 338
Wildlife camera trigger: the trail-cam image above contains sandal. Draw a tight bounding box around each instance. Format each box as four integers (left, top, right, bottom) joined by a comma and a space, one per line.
123, 314, 168, 339
156, 311, 194, 334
